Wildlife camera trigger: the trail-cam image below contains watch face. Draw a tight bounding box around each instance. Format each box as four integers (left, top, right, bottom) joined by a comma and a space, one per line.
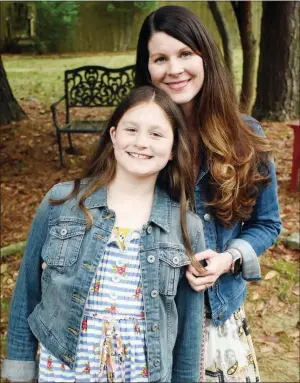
233, 258, 242, 274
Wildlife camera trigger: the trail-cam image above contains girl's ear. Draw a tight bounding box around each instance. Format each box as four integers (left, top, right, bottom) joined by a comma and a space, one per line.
110, 126, 116, 145
169, 152, 174, 160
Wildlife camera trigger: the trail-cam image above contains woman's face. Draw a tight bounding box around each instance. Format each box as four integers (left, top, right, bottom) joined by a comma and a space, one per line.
148, 32, 204, 116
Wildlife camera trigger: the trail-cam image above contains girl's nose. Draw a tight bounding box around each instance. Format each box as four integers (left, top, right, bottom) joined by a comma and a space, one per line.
167, 58, 184, 76
134, 133, 148, 148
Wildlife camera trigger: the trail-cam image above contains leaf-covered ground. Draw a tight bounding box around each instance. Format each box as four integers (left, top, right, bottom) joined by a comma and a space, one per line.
1, 100, 299, 382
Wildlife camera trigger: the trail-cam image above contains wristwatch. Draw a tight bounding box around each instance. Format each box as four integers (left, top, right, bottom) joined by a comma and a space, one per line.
226, 248, 242, 274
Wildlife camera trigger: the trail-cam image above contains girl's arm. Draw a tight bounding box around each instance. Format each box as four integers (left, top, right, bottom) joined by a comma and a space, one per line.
172, 221, 205, 382
2, 188, 53, 382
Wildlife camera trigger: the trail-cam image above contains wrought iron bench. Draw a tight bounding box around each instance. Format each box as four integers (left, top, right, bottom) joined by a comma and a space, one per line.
50, 65, 135, 166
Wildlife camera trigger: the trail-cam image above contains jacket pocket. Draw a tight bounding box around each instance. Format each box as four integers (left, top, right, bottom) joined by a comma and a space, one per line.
43, 222, 85, 267
158, 244, 189, 296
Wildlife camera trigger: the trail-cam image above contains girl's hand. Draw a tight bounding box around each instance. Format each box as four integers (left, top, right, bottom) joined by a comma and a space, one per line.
186, 249, 232, 292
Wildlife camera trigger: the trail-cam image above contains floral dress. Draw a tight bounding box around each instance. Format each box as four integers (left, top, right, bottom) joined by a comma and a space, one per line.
39, 226, 148, 383
203, 306, 260, 382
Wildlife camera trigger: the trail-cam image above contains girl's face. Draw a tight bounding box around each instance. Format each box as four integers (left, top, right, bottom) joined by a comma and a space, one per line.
148, 32, 204, 116
110, 101, 174, 181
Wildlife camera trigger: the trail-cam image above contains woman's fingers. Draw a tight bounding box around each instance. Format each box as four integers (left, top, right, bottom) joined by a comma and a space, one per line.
188, 249, 218, 277
186, 270, 216, 292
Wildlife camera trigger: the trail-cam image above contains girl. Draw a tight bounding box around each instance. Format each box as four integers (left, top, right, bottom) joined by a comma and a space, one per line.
2, 86, 206, 383
135, 5, 282, 383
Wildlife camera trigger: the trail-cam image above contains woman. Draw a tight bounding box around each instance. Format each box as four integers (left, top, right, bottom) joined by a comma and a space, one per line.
135, 5, 281, 383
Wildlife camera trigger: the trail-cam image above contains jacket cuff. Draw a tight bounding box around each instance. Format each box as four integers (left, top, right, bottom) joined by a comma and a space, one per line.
226, 238, 261, 280
2, 359, 38, 382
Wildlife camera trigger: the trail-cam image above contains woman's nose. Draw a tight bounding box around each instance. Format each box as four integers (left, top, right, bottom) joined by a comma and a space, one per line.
167, 58, 184, 76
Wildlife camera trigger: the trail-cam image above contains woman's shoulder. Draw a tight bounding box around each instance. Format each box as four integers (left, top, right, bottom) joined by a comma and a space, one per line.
241, 114, 265, 137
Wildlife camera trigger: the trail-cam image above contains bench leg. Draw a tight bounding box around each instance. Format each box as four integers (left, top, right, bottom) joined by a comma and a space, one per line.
66, 133, 77, 154
56, 131, 64, 167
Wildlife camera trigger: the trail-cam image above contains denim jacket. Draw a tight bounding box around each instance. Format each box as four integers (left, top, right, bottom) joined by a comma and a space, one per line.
196, 115, 282, 326
3, 182, 205, 383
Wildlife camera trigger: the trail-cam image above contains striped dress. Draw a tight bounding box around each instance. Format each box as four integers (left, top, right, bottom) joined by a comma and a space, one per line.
39, 226, 148, 383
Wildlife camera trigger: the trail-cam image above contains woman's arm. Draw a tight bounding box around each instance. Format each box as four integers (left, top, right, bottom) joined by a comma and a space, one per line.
2, 188, 53, 382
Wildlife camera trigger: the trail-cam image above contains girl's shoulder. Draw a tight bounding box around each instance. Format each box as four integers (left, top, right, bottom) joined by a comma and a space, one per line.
47, 179, 91, 200
170, 201, 203, 229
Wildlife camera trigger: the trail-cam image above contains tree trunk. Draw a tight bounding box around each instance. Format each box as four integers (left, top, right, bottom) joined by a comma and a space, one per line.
208, 1, 234, 78
0, 55, 26, 125
253, 2, 300, 121
231, 1, 257, 114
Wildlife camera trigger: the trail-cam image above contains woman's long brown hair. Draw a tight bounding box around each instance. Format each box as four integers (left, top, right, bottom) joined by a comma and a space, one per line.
51, 86, 205, 273
135, 5, 272, 227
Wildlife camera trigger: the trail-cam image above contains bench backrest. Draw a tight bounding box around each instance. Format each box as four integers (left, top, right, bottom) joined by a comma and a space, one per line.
64, 65, 135, 121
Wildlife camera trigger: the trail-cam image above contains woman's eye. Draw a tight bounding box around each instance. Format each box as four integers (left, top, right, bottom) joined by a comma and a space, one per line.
180, 51, 192, 58
154, 56, 166, 63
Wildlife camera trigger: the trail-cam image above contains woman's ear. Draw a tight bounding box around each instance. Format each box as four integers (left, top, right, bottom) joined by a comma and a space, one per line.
110, 126, 116, 145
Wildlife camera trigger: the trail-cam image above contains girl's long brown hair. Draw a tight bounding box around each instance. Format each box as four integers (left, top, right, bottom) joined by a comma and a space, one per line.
51, 86, 204, 272
135, 5, 272, 227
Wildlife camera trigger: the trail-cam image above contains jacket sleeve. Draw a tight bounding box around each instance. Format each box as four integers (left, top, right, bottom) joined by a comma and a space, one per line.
226, 116, 282, 280
2, 187, 54, 382
172, 218, 205, 382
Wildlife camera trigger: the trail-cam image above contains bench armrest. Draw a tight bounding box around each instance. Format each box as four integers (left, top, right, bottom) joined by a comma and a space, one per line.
50, 95, 66, 130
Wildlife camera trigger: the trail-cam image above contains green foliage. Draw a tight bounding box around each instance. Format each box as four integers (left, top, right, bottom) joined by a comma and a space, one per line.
34, 1, 79, 52
106, 1, 158, 14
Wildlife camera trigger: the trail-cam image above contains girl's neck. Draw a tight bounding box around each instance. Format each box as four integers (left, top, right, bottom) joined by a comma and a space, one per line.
106, 175, 156, 229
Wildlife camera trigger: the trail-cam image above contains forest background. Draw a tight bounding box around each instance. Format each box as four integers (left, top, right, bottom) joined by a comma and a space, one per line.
0, 1, 299, 382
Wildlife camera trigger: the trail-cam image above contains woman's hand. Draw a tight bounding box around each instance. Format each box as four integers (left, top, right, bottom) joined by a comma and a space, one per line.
186, 249, 232, 292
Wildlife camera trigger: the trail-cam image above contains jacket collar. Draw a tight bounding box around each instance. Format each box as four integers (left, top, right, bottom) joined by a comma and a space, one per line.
84, 184, 171, 233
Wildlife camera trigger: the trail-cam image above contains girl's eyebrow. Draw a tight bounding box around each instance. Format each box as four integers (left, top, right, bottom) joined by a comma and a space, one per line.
122, 120, 139, 127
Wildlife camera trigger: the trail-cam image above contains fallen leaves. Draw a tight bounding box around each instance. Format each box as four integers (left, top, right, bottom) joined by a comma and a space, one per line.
264, 270, 278, 280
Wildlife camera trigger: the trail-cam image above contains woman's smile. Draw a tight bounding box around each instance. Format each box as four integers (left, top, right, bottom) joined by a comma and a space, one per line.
148, 32, 204, 112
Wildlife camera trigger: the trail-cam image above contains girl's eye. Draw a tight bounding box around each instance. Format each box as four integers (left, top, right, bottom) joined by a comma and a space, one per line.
151, 132, 162, 138
125, 128, 137, 132
180, 51, 193, 58
154, 56, 166, 63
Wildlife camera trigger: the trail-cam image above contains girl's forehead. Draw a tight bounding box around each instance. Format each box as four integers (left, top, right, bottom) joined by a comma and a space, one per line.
118, 101, 174, 128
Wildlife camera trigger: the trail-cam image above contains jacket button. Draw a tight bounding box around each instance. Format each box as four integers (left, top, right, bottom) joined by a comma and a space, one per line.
60, 227, 68, 236
147, 255, 155, 264
151, 290, 158, 298
172, 256, 179, 265
203, 213, 211, 222
153, 358, 160, 367
146, 225, 152, 234
152, 323, 159, 332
